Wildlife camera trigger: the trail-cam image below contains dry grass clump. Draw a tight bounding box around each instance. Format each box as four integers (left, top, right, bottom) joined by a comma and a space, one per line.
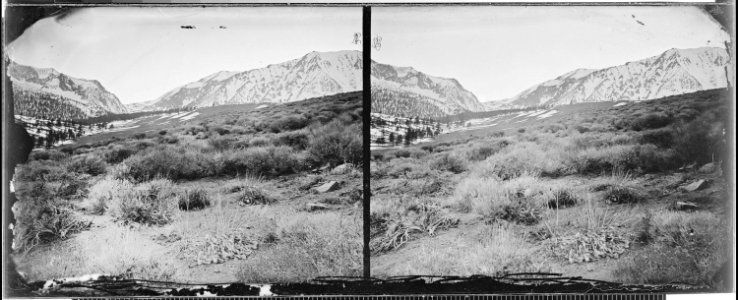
108, 179, 177, 226
237, 185, 276, 206
177, 188, 211, 211
547, 227, 631, 263
612, 210, 729, 285
177, 229, 259, 266
451, 175, 544, 222
12, 162, 93, 251
370, 200, 458, 254
546, 189, 579, 209
604, 186, 643, 205
236, 211, 362, 283
373, 224, 550, 277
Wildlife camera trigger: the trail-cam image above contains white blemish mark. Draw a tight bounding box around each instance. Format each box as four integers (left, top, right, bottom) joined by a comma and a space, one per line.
259, 285, 274, 296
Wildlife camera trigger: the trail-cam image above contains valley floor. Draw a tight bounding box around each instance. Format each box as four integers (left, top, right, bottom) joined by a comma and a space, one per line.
14, 168, 363, 283
369, 89, 732, 288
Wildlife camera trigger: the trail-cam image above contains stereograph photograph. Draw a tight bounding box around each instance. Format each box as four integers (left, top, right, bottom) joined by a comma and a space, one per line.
1, 1, 735, 298
4, 6, 364, 287
369, 5, 733, 289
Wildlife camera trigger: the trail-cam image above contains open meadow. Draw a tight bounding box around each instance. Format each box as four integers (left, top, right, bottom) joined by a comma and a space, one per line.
11, 92, 364, 283
369, 89, 731, 287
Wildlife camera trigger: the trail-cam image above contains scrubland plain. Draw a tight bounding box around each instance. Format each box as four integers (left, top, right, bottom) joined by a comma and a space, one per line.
370, 89, 731, 287
12, 92, 364, 283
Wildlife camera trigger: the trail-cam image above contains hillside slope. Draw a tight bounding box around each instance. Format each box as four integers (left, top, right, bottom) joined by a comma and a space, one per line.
9, 62, 128, 119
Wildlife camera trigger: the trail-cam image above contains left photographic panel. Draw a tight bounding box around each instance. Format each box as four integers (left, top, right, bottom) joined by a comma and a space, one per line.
5, 6, 364, 289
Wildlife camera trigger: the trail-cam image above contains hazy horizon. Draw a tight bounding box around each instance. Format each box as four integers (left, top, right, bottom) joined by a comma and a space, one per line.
372, 6, 730, 102
6, 7, 362, 104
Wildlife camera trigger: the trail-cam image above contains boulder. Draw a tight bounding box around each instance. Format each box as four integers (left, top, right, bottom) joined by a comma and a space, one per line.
313, 181, 340, 193
682, 179, 710, 192
330, 163, 352, 175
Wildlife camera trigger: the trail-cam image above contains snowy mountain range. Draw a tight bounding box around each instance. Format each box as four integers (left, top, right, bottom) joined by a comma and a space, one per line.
139, 50, 363, 110
8, 62, 127, 119
487, 47, 731, 109
133, 50, 485, 118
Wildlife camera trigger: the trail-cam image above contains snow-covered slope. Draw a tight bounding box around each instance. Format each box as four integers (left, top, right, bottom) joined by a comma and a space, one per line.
8, 62, 127, 118
149, 50, 363, 109
501, 47, 731, 107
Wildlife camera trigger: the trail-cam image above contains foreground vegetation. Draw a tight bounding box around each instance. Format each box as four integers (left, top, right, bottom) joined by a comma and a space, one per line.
12, 92, 363, 283
370, 89, 731, 287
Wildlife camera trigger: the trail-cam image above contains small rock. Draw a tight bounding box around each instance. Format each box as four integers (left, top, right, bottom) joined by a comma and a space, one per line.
307, 202, 329, 212
682, 179, 710, 192
330, 163, 352, 175
318, 164, 331, 172
698, 163, 716, 174
671, 201, 699, 211
313, 181, 340, 193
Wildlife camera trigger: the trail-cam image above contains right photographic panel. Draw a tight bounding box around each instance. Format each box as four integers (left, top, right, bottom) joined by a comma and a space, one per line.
370, 5, 733, 287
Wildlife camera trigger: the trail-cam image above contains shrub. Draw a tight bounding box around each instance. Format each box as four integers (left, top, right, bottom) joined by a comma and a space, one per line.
15, 160, 70, 182
122, 146, 217, 181
546, 189, 579, 209
248, 136, 272, 147
604, 186, 642, 205
109, 179, 176, 225
481, 142, 569, 179
221, 146, 303, 177
103, 146, 137, 164
133, 133, 147, 139
178, 189, 211, 211
273, 131, 310, 150
387, 148, 427, 159
12, 204, 91, 251
237, 185, 276, 205
547, 227, 631, 263
465, 140, 509, 161
158, 135, 179, 144
489, 199, 542, 225
269, 115, 310, 132
633, 144, 679, 172
236, 214, 362, 282
639, 128, 674, 148
673, 118, 725, 166
307, 121, 362, 167
429, 153, 467, 174
66, 155, 107, 176
630, 113, 673, 131
30, 150, 68, 161
210, 126, 230, 135
208, 136, 236, 151
370, 203, 457, 254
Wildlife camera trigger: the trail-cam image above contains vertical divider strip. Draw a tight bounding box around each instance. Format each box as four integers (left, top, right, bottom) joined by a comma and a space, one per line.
362, 5, 372, 280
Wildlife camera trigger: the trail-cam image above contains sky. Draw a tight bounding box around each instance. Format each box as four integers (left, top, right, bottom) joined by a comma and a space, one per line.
6, 7, 362, 103
372, 6, 730, 101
